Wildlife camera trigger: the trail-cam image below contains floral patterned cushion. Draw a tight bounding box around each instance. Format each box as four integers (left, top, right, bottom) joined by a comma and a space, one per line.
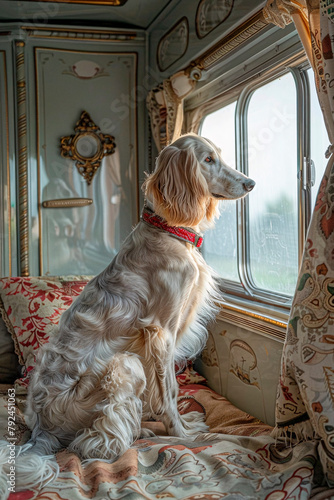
0, 277, 206, 394
176, 363, 207, 386
0, 277, 90, 392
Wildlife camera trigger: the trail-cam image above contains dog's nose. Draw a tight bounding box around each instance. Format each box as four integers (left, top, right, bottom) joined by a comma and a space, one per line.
243, 179, 256, 192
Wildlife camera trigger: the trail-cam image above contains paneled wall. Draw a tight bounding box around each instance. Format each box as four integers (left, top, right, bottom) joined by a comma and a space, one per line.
0, 26, 147, 277
0, 46, 16, 277
0, 50, 10, 277
35, 48, 140, 276
195, 310, 285, 426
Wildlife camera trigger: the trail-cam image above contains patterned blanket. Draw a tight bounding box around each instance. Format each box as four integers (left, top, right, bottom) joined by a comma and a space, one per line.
0, 384, 323, 499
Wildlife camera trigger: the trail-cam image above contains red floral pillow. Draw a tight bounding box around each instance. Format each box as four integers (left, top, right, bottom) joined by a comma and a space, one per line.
176, 363, 207, 386
0, 276, 208, 394
0, 277, 89, 392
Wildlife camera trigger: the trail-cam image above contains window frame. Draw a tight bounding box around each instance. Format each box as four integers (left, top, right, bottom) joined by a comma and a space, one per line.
197, 60, 317, 312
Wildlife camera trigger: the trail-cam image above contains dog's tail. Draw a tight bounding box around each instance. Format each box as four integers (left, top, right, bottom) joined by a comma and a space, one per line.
0, 437, 59, 499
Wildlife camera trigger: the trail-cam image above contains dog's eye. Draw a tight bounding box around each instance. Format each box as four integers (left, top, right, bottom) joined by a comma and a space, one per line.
205, 156, 213, 163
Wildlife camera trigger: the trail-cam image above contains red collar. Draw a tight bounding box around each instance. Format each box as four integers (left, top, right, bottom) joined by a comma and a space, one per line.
141, 206, 203, 248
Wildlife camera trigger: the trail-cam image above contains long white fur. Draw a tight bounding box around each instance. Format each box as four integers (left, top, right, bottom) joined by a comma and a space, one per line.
0, 133, 255, 496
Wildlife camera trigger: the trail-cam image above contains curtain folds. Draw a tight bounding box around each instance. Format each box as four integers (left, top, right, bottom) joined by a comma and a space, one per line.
264, 0, 334, 486
146, 71, 194, 152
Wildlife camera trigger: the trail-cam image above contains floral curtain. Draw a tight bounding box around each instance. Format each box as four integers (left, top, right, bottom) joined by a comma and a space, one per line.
146, 71, 194, 152
264, 0, 334, 486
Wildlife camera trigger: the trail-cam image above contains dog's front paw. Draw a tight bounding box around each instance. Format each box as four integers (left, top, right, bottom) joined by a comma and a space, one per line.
140, 427, 155, 438
180, 411, 209, 436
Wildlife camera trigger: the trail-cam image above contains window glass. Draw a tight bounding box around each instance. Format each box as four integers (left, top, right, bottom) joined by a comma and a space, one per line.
247, 73, 298, 295
200, 102, 240, 282
199, 67, 326, 302
307, 68, 329, 207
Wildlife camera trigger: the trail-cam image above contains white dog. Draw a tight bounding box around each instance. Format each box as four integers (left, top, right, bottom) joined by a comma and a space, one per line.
0, 133, 255, 492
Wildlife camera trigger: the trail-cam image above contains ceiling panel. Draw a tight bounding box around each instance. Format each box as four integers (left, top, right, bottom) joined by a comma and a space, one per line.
0, 0, 175, 29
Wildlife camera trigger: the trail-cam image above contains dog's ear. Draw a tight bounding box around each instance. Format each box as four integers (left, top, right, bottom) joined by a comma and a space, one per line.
144, 146, 210, 227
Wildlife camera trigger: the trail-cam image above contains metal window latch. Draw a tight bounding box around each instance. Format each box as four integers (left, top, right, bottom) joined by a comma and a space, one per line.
299, 157, 316, 190
310, 159, 316, 187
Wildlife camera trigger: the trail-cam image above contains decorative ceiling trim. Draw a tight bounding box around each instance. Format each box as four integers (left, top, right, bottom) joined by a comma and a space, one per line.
17, 0, 128, 5
21, 26, 138, 41
189, 9, 269, 74
196, 0, 234, 39
157, 17, 189, 72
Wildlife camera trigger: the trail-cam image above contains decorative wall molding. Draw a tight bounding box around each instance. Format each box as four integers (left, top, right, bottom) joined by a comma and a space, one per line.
21, 26, 138, 42
62, 59, 110, 79
17, 0, 128, 5
60, 110, 116, 185
190, 10, 269, 72
157, 17, 189, 72
196, 0, 234, 39
229, 339, 260, 389
15, 41, 29, 277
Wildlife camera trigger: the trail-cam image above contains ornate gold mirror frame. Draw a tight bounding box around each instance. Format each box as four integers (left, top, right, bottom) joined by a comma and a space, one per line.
60, 111, 116, 185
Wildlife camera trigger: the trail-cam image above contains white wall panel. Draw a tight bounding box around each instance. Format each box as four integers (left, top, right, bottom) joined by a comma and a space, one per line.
34, 48, 140, 275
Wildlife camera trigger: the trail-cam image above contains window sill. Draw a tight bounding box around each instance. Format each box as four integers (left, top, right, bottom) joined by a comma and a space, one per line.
215, 294, 289, 342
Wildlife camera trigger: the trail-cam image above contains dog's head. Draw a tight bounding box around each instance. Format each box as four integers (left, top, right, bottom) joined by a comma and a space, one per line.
144, 133, 255, 228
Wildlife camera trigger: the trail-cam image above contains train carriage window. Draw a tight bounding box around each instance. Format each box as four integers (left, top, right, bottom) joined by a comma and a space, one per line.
200, 102, 239, 282
247, 74, 298, 296
200, 66, 328, 307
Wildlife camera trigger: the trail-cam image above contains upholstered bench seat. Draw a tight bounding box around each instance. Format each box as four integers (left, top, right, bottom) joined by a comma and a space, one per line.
0, 277, 322, 499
